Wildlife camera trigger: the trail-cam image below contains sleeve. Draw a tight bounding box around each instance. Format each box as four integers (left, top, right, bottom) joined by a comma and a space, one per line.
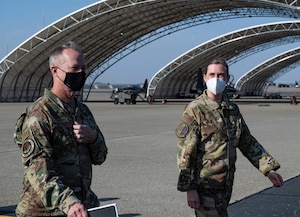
20, 113, 80, 215
81, 104, 108, 165
87, 129, 108, 165
238, 116, 280, 176
175, 104, 200, 191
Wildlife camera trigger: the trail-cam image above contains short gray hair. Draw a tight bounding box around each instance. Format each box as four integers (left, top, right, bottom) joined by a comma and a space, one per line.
49, 41, 82, 67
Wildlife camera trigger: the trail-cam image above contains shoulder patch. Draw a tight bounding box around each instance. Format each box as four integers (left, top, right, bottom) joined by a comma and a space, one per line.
176, 123, 189, 138
22, 140, 35, 158
14, 111, 27, 148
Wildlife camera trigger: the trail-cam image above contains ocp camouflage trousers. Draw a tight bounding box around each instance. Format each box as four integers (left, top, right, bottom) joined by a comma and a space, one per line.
16, 214, 65, 217
195, 188, 229, 217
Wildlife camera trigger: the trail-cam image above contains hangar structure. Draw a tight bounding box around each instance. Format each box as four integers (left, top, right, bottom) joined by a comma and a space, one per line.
236, 47, 300, 95
0, 0, 300, 102
151, 21, 300, 98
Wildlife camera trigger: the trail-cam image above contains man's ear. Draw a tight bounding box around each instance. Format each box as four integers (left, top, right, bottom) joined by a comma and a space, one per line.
50, 66, 58, 76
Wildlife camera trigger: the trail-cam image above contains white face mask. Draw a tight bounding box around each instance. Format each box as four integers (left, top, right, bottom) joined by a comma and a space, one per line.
206, 77, 227, 95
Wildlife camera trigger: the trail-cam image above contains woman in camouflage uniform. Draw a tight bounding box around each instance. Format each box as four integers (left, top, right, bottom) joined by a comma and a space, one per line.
176, 58, 283, 217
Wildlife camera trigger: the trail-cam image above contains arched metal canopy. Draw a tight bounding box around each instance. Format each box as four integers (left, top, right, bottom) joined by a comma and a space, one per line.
149, 20, 300, 99
0, 0, 300, 102
235, 47, 300, 95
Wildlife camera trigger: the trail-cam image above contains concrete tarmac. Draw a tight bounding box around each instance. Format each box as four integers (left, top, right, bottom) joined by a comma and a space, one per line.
0, 101, 300, 216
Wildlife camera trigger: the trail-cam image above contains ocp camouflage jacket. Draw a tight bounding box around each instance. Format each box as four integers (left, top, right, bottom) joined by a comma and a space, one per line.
14, 88, 108, 216
176, 91, 280, 194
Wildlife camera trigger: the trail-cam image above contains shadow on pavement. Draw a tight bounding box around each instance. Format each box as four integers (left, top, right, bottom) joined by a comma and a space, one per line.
0, 198, 141, 217
2, 176, 299, 217
0, 205, 16, 216
228, 175, 300, 217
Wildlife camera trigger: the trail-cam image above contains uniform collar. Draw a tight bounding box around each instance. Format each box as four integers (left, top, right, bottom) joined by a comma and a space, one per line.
44, 88, 64, 108
44, 88, 79, 117
202, 90, 231, 110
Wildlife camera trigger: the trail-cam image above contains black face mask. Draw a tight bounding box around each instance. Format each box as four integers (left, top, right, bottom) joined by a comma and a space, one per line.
63, 71, 86, 91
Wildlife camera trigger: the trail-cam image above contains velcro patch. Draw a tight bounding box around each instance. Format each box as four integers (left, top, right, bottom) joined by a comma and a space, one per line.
176, 123, 189, 138
22, 140, 35, 158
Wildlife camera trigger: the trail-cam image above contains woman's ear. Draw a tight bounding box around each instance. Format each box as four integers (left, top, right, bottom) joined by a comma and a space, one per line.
226, 74, 231, 84
203, 73, 207, 83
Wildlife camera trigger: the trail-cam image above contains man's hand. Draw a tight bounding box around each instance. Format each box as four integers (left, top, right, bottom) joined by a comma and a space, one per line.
267, 170, 284, 187
68, 202, 88, 217
187, 189, 200, 211
73, 121, 98, 143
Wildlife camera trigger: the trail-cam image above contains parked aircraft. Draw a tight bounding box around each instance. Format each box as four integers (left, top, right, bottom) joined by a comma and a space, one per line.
110, 79, 148, 104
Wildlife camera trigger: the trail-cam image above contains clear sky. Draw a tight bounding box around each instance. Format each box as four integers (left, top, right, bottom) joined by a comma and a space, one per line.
1, 0, 300, 85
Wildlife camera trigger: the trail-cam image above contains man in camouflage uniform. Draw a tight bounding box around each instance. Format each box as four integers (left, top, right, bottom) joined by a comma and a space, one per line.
14, 42, 108, 217
176, 58, 284, 217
